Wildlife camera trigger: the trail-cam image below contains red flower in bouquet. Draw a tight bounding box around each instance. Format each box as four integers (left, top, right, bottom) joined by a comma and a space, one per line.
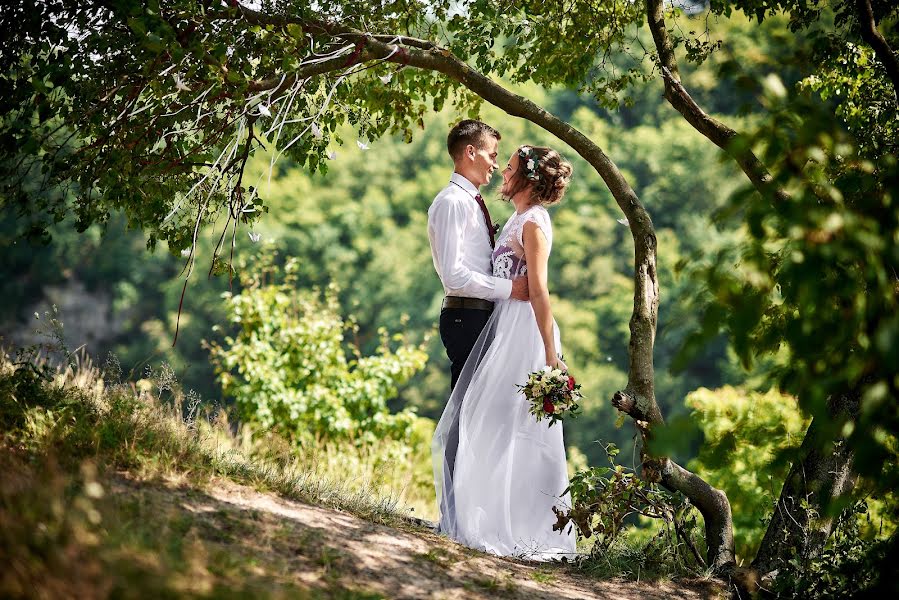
567, 376, 576, 391
543, 399, 555, 414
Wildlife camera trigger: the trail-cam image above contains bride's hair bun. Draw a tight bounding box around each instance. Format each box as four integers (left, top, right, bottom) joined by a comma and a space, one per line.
515, 146, 573, 206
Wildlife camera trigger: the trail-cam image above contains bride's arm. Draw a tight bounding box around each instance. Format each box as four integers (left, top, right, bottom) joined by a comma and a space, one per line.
522, 220, 564, 369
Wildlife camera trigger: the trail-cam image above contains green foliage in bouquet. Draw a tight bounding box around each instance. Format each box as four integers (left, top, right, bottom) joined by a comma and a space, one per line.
207, 246, 428, 445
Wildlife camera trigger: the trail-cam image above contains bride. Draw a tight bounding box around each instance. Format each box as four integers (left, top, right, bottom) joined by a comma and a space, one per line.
432, 144, 577, 561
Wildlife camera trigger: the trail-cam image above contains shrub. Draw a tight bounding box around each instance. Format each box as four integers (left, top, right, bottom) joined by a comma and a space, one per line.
685, 386, 809, 562
207, 247, 428, 446
772, 500, 898, 598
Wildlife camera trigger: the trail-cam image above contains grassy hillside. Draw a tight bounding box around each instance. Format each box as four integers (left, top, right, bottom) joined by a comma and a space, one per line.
0, 351, 723, 598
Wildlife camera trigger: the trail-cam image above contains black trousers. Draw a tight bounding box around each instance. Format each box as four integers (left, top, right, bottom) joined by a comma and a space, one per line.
438, 305, 492, 513
439, 306, 492, 390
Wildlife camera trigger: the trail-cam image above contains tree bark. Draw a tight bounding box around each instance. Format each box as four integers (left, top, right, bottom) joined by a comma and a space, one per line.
752, 390, 861, 576
613, 391, 736, 571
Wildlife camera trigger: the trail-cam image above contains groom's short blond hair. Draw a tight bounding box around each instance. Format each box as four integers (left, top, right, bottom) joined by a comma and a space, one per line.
447, 120, 501, 160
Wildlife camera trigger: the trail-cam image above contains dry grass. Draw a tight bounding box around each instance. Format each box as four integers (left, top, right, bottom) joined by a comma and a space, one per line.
1, 351, 435, 526
0, 351, 431, 598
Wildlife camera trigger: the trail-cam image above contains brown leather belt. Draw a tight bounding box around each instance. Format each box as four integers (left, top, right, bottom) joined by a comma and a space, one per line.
441, 296, 494, 311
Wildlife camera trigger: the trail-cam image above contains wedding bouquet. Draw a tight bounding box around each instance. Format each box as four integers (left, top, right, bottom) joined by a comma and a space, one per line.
519, 366, 582, 427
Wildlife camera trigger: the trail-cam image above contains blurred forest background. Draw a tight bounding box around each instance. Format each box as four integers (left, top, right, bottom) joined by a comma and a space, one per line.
1, 5, 894, 579
2, 47, 755, 456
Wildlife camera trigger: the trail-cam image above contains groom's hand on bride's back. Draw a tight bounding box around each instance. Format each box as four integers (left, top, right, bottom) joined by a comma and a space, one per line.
510, 276, 530, 301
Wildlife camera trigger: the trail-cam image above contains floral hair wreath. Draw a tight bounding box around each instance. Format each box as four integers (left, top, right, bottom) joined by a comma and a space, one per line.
518, 146, 540, 181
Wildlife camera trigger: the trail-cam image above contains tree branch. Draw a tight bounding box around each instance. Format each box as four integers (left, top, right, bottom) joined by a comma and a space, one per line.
247, 51, 356, 93
232, 4, 652, 240
661, 458, 735, 571
612, 389, 663, 425
614, 388, 735, 571
856, 0, 899, 106
645, 0, 789, 204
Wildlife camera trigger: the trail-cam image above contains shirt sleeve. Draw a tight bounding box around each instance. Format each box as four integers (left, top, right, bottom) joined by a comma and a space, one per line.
429, 197, 513, 300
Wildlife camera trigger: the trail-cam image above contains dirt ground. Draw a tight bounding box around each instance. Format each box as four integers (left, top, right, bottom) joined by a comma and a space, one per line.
109, 474, 725, 599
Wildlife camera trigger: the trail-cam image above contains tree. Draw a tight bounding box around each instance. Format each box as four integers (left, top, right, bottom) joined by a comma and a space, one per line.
10, 0, 895, 578
640, 0, 898, 577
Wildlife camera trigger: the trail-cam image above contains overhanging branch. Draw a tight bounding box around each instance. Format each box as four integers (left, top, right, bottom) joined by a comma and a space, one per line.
645, 0, 789, 204
230, 3, 650, 232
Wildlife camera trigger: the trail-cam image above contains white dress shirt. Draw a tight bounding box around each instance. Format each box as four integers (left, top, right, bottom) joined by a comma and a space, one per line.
428, 173, 513, 300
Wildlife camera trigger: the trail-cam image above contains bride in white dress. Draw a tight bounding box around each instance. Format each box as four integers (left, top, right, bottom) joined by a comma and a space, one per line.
432, 144, 577, 561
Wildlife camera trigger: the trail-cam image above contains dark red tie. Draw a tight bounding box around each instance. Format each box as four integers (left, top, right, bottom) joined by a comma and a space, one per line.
474, 193, 496, 249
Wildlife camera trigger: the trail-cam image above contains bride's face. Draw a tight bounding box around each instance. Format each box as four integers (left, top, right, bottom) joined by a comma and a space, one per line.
500, 152, 519, 197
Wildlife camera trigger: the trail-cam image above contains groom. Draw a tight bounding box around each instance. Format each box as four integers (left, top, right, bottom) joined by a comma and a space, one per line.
427, 119, 530, 390
428, 120, 529, 533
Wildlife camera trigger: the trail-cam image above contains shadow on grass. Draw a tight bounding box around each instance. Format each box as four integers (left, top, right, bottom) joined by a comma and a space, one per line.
0, 451, 389, 599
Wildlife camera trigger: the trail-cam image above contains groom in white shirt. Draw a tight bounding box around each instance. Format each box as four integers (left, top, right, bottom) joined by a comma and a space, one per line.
428, 120, 529, 390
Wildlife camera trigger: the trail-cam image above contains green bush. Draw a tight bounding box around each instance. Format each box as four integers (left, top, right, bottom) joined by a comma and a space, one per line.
207, 247, 428, 446
685, 386, 809, 562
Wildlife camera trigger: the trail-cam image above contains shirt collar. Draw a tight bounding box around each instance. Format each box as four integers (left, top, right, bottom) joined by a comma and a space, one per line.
450, 172, 479, 198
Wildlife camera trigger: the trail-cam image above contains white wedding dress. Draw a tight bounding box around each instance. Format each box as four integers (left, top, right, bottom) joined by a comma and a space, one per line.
432, 205, 577, 561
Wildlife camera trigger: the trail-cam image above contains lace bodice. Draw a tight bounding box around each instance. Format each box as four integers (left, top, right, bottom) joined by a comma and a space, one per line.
491, 206, 552, 280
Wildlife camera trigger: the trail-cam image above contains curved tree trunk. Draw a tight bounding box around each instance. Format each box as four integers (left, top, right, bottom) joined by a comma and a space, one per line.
613, 391, 735, 571
228, 3, 738, 572
856, 0, 899, 105
752, 390, 861, 575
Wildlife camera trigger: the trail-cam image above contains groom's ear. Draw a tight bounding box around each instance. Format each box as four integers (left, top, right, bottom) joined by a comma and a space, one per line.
466, 144, 475, 160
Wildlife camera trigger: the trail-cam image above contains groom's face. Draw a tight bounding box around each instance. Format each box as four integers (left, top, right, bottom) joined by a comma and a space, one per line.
467, 135, 499, 188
